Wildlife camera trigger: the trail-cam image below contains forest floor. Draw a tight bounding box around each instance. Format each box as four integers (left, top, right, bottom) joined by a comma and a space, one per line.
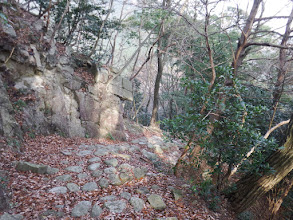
0, 120, 235, 219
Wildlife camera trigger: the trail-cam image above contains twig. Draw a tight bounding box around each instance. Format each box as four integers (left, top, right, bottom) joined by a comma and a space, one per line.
5, 47, 15, 64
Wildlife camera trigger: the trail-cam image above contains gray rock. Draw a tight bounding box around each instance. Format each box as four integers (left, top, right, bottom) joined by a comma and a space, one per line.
79, 144, 96, 150
71, 201, 92, 217
136, 187, 150, 195
49, 186, 67, 194
61, 150, 72, 156
147, 194, 166, 210
95, 144, 106, 149
65, 166, 83, 173
151, 185, 160, 190
172, 189, 183, 201
134, 167, 146, 179
146, 172, 158, 177
120, 192, 131, 201
88, 157, 102, 163
67, 183, 80, 192
104, 167, 117, 174
46, 167, 59, 175
131, 139, 141, 144
104, 200, 126, 213
112, 153, 131, 160
16, 161, 48, 174
108, 173, 122, 186
0, 76, 22, 148
55, 205, 64, 209
149, 136, 164, 145
92, 170, 103, 178
77, 161, 84, 165
82, 182, 98, 191
120, 172, 133, 183
2, 24, 17, 38
30, 45, 42, 70
41, 209, 64, 217
61, 160, 69, 165
130, 197, 145, 212
100, 195, 117, 201
88, 163, 101, 171
78, 173, 89, 180
55, 174, 72, 182
95, 148, 109, 156
91, 203, 103, 218
142, 150, 158, 162
119, 163, 133, 172
0, 213, 23, 220
99, 178, 109, 188
117, 144, 130, 152
77, 150, 92, 157
59, 56, 70, 65
129, 145, 140, 152
148, 143, 154, 149
104, 158, 118, 167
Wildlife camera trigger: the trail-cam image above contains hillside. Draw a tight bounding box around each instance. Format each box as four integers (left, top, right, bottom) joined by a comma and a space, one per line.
0, 121, 234, 219
0, 4, 233, 219
0, 0, 293, 219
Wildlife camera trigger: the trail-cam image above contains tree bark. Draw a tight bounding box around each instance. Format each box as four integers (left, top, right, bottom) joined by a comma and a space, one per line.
150, 0, 170, 127
231, 0, 262, 76
150, 30, 164, 127
268, 172, 293, 220
228, 114, 293, 214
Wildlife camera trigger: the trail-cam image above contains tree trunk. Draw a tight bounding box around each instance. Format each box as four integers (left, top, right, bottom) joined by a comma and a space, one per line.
270, 5, 293, 128
150, 36, 164, 127
231, 0, 262, 76
150, 0, 170, 127
268, 172, 293, 220
228, 114, 293, 214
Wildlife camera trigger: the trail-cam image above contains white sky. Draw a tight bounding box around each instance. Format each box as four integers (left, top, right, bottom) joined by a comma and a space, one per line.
220, 0, 292, 31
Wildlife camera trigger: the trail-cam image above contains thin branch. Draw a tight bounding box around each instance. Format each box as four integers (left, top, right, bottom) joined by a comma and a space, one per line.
264, 120, 290, 139
4, 47, 15, 64
89, 0, 114, 57
245, 42, 293, 49
130, 37, 159, 81
49, 0, 70, 45
254, 16, 290, 22
230, 119, 290, 178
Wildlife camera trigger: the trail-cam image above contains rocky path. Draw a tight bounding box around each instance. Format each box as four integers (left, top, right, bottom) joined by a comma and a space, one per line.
0, 131, 232, 219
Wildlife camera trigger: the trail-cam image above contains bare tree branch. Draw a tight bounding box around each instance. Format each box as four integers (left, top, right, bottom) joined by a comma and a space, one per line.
245, 42, 293, 49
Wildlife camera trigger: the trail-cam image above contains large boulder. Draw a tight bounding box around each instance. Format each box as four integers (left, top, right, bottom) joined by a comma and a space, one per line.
0, 75, 23, 148
71, 201, 92, 217
104, 200, 126, 213
147, 194, 167, 210
0, 16, 132, 142
16, 161, 48, 174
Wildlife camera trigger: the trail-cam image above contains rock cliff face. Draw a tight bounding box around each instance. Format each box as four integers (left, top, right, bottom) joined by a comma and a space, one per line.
0, 8, 132, 144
